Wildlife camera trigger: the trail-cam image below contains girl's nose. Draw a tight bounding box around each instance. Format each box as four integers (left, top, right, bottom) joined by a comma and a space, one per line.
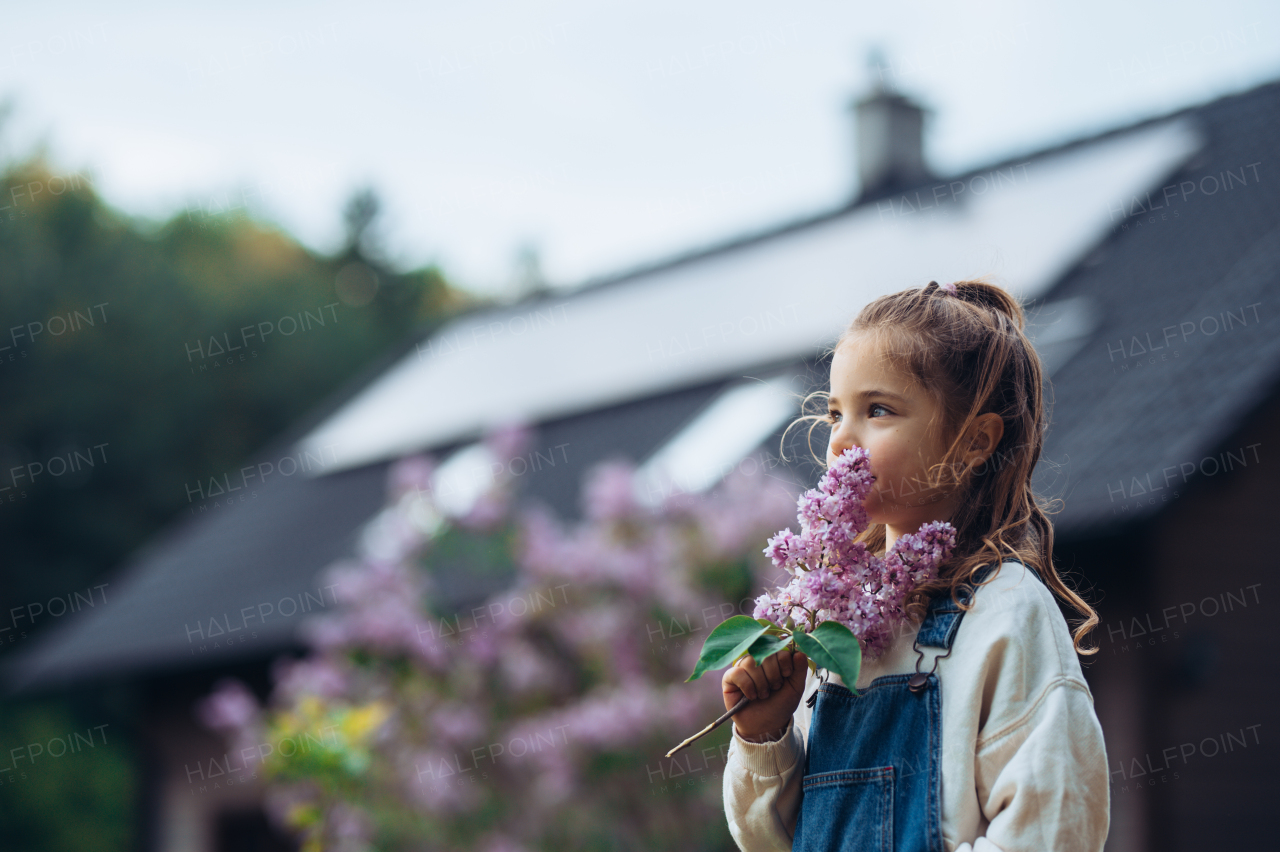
830, 424, 854, 458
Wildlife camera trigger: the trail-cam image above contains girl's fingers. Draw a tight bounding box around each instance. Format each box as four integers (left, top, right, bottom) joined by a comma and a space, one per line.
736, 656, 772, 699
761, 655, 785, 692
728, 649, 810, 700
746, 664, 770, 699
724, 660, 761, 700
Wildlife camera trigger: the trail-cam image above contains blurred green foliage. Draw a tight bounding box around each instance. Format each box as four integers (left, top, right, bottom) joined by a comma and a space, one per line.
0, 145, 482, 849
0, 698, 136, 852
0, 153, 478, 627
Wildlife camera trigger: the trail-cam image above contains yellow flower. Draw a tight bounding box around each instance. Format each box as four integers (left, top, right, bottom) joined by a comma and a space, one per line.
340, 701, 390, 744
287, 802, 321, 829
298, 695, 326, 722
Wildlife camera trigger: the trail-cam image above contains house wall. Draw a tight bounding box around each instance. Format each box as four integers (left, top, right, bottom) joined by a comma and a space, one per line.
1080, 380, 1280, 851
1059, 518, 1152, 852
1142, 381, 1279, 849
142, 663, 294, 852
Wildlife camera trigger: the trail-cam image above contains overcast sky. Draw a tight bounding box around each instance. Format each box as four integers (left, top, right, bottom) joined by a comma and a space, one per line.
3, 1, 1278, 299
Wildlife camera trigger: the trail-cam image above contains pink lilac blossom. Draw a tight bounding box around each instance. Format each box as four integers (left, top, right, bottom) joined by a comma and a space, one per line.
198, 678, 260, 732
753, 446, 957, 659
477, 833, 531, 852
498, 637, 564, 695
409, 748, 483, 814
329, 801, 374, 845
271, 657, 350, 703
528, 747, 575, 807
431, 702, 487, 745
581, 459, 640, 523
483, 420, 534, 467
200, 424, 800, 849
387, 454, 436, 500
686, 463, 796, 561
196, 678, 264, 759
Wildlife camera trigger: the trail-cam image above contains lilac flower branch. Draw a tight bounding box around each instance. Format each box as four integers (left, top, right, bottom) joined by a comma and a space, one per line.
671, 446, 957, 756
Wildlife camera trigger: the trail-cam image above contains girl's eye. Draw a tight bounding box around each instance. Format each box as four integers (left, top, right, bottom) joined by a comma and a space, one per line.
869, 403, 890, 418
825, 409, 841, 423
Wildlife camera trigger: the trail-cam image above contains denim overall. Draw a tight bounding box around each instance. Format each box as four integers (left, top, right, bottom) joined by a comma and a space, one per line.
791, 558, 1042, 852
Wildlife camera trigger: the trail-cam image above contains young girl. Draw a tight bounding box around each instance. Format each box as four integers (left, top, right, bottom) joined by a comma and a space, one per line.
722, 279, 1109, 852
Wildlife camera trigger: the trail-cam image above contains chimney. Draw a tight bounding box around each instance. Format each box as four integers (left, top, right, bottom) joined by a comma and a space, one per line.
851, 48, 933, 202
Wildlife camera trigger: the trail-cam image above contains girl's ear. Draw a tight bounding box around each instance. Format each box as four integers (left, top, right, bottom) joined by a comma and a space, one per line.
963, 413, 1004, 466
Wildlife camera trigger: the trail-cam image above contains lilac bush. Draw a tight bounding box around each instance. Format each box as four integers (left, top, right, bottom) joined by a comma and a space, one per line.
198, 424, 799, 851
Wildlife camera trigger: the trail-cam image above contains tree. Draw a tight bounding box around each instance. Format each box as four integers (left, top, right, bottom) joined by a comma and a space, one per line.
0, 146, 477, 851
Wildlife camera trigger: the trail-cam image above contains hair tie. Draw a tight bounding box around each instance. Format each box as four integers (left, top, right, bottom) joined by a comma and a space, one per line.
927, 280, 958, 294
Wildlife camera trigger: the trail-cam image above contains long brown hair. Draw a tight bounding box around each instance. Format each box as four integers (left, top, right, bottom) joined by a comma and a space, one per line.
782, 277, 1099, 656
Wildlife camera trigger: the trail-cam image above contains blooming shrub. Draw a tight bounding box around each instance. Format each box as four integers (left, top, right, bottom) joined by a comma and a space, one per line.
198, 424, 799, 851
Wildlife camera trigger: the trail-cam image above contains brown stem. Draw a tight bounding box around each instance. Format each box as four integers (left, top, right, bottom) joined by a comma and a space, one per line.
665, 638, 801, 759
664, 695, 750, 758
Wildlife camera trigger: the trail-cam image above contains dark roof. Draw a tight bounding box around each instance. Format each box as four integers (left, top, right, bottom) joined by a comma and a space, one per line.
7, 77, 1280, 693
5, 370, 798, 692
1028, 79, 1280, 537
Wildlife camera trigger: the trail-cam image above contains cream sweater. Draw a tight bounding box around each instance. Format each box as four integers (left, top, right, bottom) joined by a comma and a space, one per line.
723, 559, 1110, 852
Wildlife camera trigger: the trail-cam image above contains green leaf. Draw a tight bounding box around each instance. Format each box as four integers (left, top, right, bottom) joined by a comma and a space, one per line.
745, 632, 792, 667
685, 615, 769, 682
791, 621, 862, 691
755, 617, 786, 637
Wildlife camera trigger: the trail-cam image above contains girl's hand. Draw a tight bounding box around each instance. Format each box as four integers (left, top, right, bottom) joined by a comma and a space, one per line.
721, 650, 808, 742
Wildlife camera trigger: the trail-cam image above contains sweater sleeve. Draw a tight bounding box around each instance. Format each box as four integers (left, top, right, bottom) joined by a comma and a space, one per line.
722, 720, 804, 851
722, 670, 815, 852
952, 676, 1109, 852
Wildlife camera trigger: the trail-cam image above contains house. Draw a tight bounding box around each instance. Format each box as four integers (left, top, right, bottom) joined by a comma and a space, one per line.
6, 67, 1279, 852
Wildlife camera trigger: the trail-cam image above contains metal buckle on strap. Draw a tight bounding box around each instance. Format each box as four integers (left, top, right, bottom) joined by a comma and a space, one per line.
908, 575, 984, 692
909, 632, 954, 693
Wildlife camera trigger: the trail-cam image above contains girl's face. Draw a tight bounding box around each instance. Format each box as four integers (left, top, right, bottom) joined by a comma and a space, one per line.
825, 333, 961, 537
